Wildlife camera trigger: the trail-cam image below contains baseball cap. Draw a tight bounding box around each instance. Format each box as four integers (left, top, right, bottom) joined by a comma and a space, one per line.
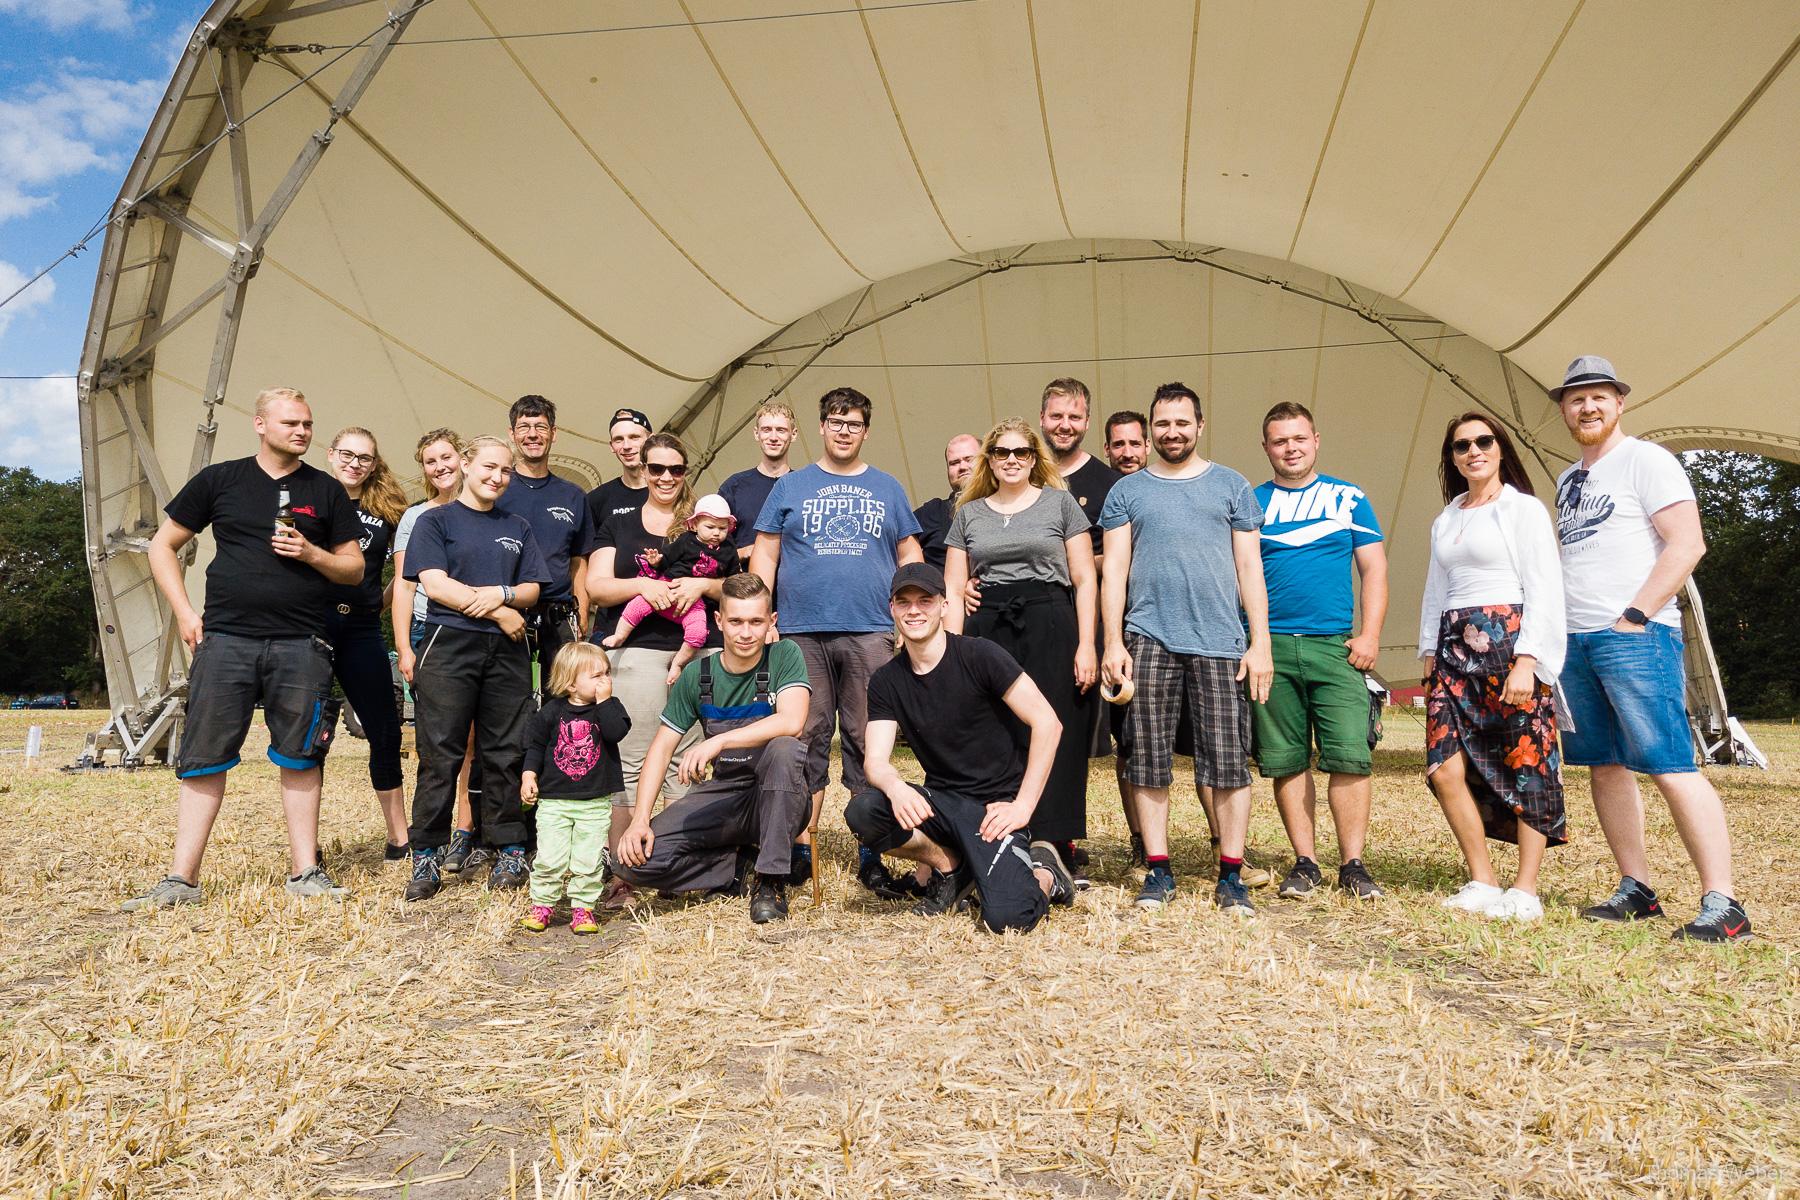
1549, 356, 1631, 401
687, 493, 737, 533
609, 407, 653, 432
889, 562, 946, 599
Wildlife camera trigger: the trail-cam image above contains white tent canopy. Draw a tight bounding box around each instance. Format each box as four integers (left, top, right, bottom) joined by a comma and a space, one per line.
76, 0, 1800, 760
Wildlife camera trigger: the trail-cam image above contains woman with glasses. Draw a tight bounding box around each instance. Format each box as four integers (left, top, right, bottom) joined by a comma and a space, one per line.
584, 432, 719, 906
1419, 414, 1566, 921
324, 427, 412, 858
943, 419, 1098, 877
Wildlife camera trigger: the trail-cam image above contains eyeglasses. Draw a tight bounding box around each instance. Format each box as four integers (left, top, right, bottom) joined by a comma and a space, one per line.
644, 462, 688, 478
824, 417, 867, 434
1451, 434, 1498, 456
511, 422, 552, 436
332, 449, 376, 468
988, 446, 1035, 462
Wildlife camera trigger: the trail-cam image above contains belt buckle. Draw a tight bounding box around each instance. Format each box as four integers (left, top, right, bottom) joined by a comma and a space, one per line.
335, 603, 352, 615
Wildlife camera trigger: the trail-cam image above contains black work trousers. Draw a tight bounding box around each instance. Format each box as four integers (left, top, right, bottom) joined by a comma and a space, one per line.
845, 784, 1049, 934
408, 624, 532, 850
323, 608, 404, 791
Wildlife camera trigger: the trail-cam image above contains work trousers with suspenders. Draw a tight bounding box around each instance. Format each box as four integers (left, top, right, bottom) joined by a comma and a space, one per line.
613, 653, 809, 894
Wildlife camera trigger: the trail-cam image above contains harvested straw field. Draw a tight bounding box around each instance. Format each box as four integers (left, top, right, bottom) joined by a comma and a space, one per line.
0, 709, 1794, 1198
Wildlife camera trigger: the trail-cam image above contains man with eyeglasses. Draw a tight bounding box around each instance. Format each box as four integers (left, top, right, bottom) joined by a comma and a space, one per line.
497, 395, 597, 671
585, 407, 654, 530
750, 387, 923, 891
1550, 356, 1751, 942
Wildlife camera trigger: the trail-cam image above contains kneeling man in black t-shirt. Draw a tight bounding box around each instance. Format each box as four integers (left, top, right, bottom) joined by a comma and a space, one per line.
845, 563, 1075, 934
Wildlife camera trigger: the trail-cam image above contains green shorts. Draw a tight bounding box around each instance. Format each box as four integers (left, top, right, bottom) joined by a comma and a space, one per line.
1250, 634, 1373, 778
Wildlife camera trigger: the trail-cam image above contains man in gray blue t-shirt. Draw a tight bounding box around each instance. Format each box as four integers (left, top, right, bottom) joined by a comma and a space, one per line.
1100, 383, 1271, 915
751, 386, 922, 893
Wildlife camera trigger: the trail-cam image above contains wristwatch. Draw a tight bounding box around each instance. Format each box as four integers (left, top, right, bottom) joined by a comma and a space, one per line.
502, 584, 515, 606
1621, 606, 1647, 627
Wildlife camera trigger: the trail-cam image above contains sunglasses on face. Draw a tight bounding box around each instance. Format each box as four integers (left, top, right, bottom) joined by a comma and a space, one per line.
989, 446, 1035, 462
332, 449, 376, 468
1451, 434, 1498, 455
645, 462, 688, 478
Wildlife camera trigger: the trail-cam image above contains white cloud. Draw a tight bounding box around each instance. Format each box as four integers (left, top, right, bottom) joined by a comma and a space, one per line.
0, 375, 81, 482
0, 70, 163, 222
0, 258, 56, 338
0, 0, 140, 33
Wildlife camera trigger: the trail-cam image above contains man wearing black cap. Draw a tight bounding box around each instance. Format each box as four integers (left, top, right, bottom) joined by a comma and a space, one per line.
585, 407, 654, 531
844, 562, 1076, 934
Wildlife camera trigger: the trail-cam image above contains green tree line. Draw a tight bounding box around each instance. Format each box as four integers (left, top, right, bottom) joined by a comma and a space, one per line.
0, 467, 103, 697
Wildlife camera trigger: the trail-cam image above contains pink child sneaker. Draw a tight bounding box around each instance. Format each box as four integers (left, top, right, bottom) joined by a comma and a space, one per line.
519, 903, 553, 932
569, 907, 599, 935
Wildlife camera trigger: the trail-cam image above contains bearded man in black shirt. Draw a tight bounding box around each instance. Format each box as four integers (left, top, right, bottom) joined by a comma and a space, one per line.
844, 564, 1075, 934
122, 388, 365, 911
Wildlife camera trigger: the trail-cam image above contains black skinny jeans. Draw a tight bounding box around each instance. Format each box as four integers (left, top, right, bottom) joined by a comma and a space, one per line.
408, 624, 532, 850
322, 608, 404, 791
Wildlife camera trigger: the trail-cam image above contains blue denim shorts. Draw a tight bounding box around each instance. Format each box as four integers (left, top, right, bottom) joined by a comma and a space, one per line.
1559, 624, 1697, 775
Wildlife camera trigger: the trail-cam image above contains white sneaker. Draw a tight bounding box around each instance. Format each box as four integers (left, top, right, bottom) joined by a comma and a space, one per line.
1486, 887, 1543, 922
1441, 880, 1504, 912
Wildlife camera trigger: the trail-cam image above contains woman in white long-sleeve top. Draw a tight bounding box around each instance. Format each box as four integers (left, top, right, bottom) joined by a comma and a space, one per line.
1419, 413, 1566, 921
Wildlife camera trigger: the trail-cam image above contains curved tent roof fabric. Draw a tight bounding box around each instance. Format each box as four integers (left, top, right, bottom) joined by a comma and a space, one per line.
77, 0, 1800, 719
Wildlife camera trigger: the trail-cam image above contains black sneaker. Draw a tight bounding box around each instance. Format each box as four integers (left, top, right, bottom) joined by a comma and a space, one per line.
1067, 844, 1092, 891
1336, 859, 1383, 900
857, 851, 913, 901
488, 845, 529, 891
750, 875, 789, 924
911, 863, 976, 917
1214, 875, 1255, 916
441, 829, 475, 875
1129, 833, 1146, 868
404, 850, 442, 902
1672, 890, 1751, 943
1029, 841, 1076, 907
1580, 876, 1663, 922
787, 842, 813, 888
383, 841, 411, 862
1134, 865, 1176, 910
1278, 857, 1323, 899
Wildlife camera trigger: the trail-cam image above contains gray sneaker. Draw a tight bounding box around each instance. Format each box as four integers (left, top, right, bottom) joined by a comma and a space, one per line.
121, 875, 202, 911
285, 865, 351, 900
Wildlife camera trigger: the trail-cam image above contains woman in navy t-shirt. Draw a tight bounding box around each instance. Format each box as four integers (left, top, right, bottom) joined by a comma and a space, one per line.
402, 436, 552, 900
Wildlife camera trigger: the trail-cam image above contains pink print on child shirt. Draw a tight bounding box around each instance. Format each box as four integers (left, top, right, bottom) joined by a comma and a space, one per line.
552, 718, 600, 778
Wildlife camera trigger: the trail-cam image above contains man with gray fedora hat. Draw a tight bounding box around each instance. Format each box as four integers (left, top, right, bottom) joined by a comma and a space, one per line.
1550, 355, 1750, 942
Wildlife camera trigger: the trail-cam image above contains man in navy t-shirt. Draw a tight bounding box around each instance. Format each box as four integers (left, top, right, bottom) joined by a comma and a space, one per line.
1252, 402, 1388, 902
717, 400, 795, 552
122, 387, 365, 912
750, 386, 922, 893
496, 395, 597, 686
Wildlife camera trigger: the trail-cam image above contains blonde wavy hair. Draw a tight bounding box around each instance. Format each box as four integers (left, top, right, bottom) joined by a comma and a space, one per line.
413, 427, 464, 500
329, 426, 408, 526
546, 641, 610, 700
955, 418, 1065, 510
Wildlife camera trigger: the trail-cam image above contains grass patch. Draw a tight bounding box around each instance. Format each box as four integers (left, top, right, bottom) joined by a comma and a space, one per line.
0, 709, 1794, 1196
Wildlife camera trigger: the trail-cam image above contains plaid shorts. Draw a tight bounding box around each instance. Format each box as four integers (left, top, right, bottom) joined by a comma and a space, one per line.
1121, 632, 1252, 789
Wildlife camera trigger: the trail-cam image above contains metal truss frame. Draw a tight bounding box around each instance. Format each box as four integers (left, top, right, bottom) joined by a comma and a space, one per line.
73, 0, 427, 768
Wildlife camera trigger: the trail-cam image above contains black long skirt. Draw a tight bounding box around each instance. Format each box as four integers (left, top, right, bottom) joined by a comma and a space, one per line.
966, 580, 1093, 842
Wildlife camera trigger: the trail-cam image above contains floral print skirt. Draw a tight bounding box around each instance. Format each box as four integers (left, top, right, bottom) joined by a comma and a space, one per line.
1425, 604, 1566, 846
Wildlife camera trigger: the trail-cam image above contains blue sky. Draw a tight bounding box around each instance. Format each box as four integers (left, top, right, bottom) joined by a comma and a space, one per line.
0, 0, 195, 482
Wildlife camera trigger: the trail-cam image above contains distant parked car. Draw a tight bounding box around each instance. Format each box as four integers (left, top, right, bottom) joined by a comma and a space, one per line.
6, 697, 27, 710
25, 694, 78, 710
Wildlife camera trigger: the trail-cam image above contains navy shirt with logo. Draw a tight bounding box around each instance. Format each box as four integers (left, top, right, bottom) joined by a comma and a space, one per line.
325, 499, 396, 613
164, 456, 362, 639
403, 500, 552, 634
494, 471, 595, 604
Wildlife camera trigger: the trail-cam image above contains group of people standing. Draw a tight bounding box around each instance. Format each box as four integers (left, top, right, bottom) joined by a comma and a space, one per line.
121, 354, 1751, 943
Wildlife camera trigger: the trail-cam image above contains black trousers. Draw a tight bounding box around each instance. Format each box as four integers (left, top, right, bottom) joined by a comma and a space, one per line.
323, 608, 404, 791
845, 784, 1049, 935
614, 735, 809, 894
408, 625, 532, 850
966, 582, 1091, 842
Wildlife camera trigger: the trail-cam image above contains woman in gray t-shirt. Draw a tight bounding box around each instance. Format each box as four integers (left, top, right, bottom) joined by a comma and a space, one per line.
944, 418, 1098, 855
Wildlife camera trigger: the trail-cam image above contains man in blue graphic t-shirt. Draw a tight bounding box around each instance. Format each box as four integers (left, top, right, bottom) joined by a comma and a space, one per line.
1253, 402, 1388, 902
751, 386, 922, 893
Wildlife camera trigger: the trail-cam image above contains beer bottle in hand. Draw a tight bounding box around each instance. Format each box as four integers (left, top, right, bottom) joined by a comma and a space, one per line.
275, 486, 295, 535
